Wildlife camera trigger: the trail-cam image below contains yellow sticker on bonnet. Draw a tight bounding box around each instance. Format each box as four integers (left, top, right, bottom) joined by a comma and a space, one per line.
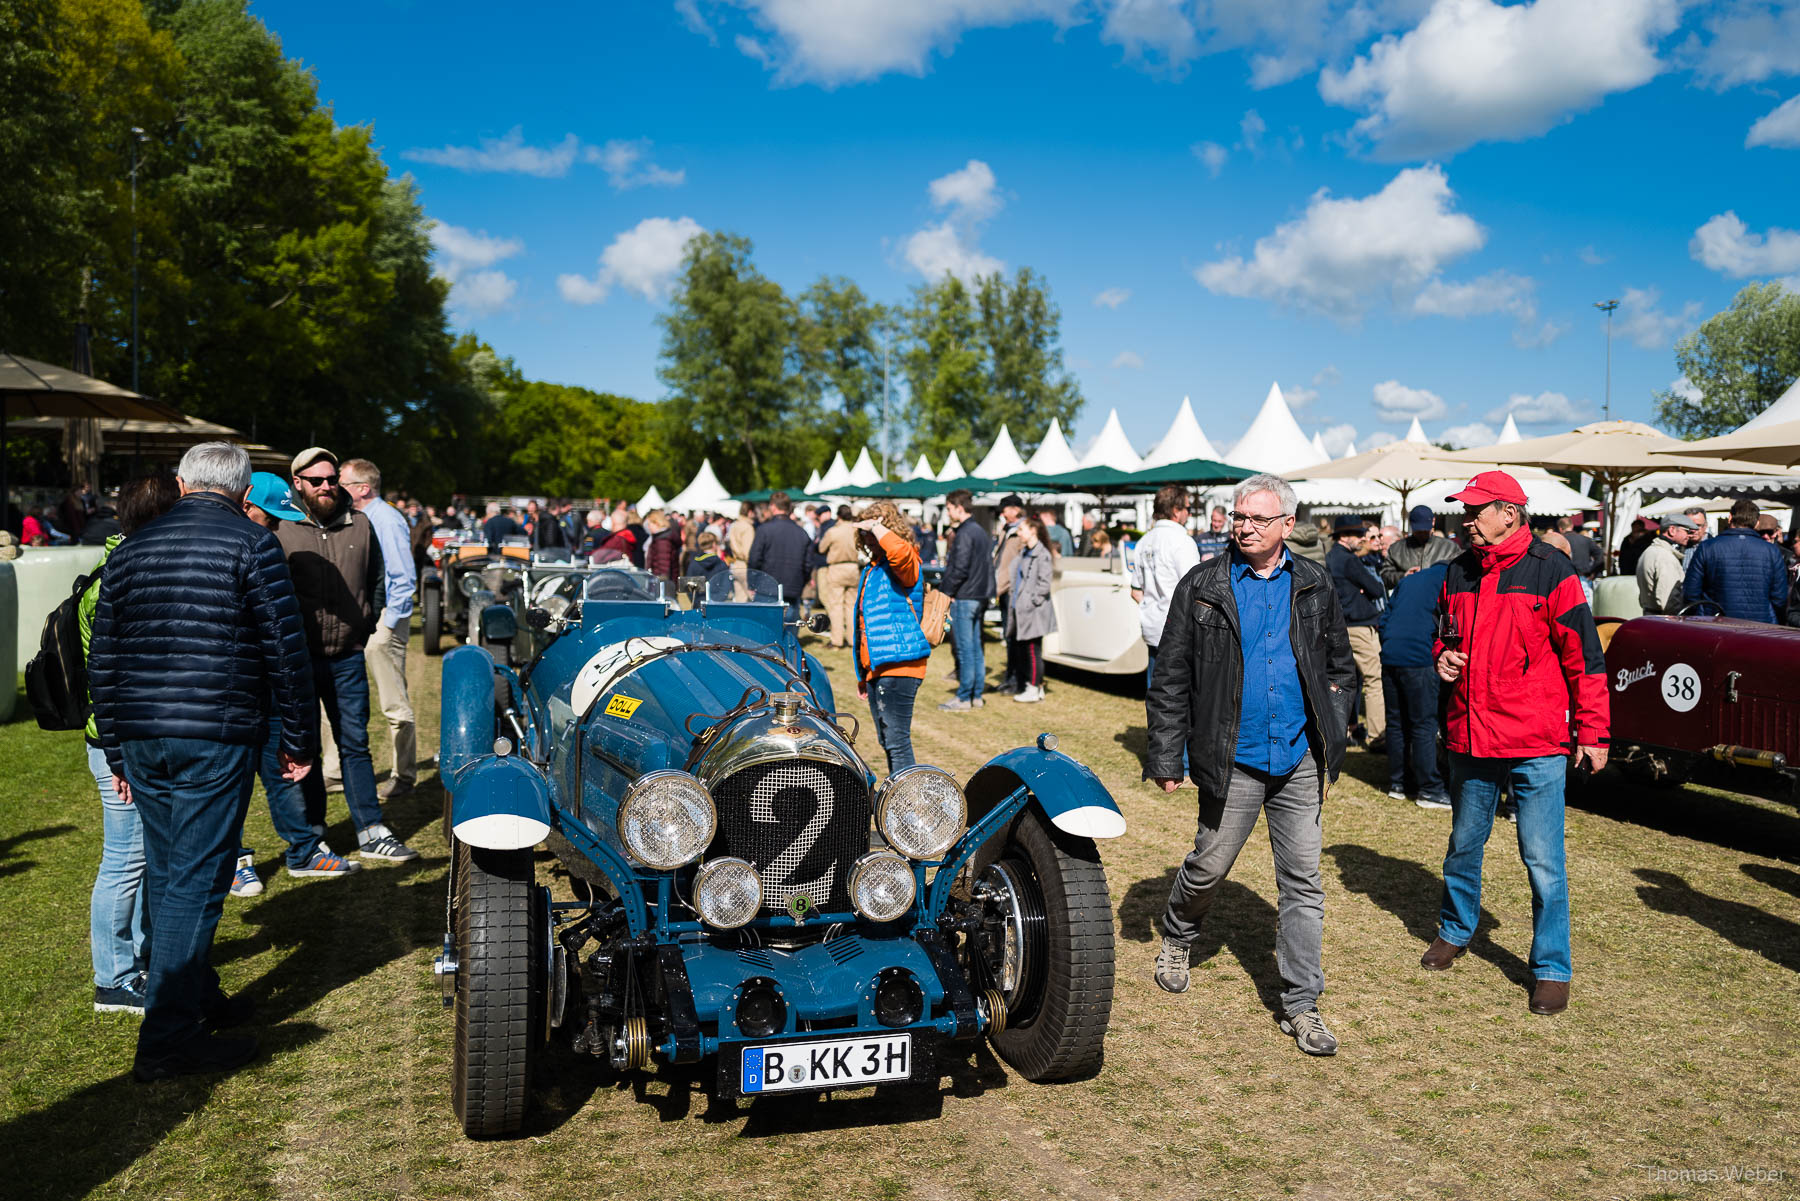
603, 694, 642, 719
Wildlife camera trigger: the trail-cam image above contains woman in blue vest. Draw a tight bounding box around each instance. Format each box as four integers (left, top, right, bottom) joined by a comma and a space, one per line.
852, 501, 931, 776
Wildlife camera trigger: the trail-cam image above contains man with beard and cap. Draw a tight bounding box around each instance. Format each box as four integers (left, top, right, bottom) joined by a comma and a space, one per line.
278, 448, 418, 864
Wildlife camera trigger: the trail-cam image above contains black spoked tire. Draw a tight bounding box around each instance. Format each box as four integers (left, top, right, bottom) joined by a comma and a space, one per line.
422, 587, 443, 656
977, 808, 1114, 1081
452, 843, 542, 1137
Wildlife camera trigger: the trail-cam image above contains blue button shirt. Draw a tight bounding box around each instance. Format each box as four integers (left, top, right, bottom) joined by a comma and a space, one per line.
363, 496, 417, 627
1230, 548, 1308, 774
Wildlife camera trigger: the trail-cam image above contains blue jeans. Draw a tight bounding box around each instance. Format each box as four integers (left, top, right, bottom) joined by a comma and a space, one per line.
88, 744, 149, 990
1382, 665, 1447, 802
261, 712, 326, 867
1441, 753, 1572, 982
302, 650, 386, 837
949, 599, 985, 703
867, 675, 922, 775
123, 737, 257, 1059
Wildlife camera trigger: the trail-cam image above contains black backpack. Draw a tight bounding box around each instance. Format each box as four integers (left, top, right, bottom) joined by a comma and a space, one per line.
25, 564, 105, 732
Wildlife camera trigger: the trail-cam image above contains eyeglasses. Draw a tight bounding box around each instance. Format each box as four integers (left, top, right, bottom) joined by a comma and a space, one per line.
295, 473, 337, 487
341, 478, 371, 491
1229, 511, 1286, 531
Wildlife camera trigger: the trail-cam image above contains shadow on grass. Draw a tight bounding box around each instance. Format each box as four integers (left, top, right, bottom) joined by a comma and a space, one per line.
1635, 869, 1800, 974
1120, 866, 1288, 1018
1568, 769, 1800, 860
0, 822, 79, 879
0, 850, 441, 1200
1742, 861, 1800, 899
1326, 843, 1533, 991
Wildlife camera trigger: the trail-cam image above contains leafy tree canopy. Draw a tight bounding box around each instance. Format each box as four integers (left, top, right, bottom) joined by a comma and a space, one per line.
1656, 282, 1800, 438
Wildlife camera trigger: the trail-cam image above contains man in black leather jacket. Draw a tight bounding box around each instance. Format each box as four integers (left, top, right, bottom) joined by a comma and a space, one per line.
89, 442, 315, 1082
747, 490, 812, 621
1146, 473, 1355, 1057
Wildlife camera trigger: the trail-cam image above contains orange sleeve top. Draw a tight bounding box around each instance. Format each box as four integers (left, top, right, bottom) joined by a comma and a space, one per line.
856, 526, 928, 684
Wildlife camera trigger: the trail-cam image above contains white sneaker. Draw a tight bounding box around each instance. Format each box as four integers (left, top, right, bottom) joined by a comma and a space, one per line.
1013, 684, 1044, 703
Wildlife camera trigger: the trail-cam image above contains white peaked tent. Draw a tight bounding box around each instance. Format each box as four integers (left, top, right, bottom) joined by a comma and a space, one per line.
1227, 383, 1328, 474
1403, 417, 1430, 444
818, 450, 853, 492
1631, 373, 1800, 497
1079, 408, 1143, 471
1025, 419, 1080, 474
1341, 440, 1358, 458
972, 424, 1029, 479
1142, 396, 1223, 467
666, 458, 738, 515
805, 468, 824, 493
847, 446, 882, 487
1311, 431, 1330, 460
905, 453, 934, 482
635, 484, 665, 512
937, 449, 968, 481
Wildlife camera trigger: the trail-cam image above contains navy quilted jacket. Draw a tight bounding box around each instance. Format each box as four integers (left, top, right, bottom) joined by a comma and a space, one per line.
1682, 526, 1789, 623
90, 491, 317, 762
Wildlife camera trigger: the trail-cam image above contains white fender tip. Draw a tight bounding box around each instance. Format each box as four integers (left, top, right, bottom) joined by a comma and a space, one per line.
453, 813, 550, 851
1051, 805, 1127, 839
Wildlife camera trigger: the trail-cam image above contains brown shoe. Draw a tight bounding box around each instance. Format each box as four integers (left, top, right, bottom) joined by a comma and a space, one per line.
1420, 937, 1467, 971
1529, 979, 1569, 1015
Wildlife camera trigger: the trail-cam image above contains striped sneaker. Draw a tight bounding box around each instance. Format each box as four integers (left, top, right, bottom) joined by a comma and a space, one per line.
228, 855, 263, 898
94, 981, 147, 1015
358, 834, 419, 863
288, 848, 363, 878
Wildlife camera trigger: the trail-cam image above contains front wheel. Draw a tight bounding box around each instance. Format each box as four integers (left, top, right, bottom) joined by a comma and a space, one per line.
969, 808, 1114, 1081
422, 586, 443, 656
452, 844, 542, 1137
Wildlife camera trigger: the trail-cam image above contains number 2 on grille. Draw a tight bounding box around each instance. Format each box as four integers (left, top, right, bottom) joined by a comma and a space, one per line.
751, 763, 836, 909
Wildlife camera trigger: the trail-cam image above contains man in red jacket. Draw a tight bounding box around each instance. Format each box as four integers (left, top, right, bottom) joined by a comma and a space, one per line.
1426, 472, 1608, 1016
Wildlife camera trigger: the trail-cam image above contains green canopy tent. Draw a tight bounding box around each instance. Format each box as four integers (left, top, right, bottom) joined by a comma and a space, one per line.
730, 487, 827, 504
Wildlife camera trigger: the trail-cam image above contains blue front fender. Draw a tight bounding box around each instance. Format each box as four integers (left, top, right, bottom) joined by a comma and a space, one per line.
965, 741, 1127, 841
440, 644, 497, 778
450, 754, 553, 851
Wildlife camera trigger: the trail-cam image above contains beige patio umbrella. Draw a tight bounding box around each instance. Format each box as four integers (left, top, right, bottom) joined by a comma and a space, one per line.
1281, 439, 1507, 509
4, 415, 289, 471
1434, 420, 1788, 563
1648, 417, 1800, 469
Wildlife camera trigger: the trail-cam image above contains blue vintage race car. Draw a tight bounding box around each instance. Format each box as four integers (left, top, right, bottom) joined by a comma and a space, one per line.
436, 566, 1125, 1136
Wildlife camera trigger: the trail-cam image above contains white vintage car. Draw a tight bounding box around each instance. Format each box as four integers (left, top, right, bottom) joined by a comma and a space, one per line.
1041, 553, 1148, 676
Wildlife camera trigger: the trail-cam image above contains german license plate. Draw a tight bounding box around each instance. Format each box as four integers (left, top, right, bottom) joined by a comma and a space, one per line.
741, 1034, 912, 1093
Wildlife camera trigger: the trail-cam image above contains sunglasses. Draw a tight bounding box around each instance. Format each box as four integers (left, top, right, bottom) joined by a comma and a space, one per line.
295, 472, 338, 486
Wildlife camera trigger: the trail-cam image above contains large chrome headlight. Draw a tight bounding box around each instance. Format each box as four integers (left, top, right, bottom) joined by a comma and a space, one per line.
850, 851, 916, 922
693, 857, 762, 929
876, 766, 966, 860
620, 771, 716, 870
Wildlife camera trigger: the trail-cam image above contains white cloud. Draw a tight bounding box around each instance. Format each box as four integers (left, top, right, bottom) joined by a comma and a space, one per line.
1411, 269, 1535, 319
1313, 364, 1342, 387
1692, 211, 1800, 278
404, 128, 684, 187
1487, 390, 1590, 424
1669, 375, 1704, 404
1318, 422, 1358, 456
556, 216, 704, 305
1363, 430, 1398, 449
1286, 385, 1319, 409
1094, 287, 1131, 308
1319, 0, 1680, 158
592, 139, 686, 189
1195, 165, 1486, 322
1373, 379, 1448, 421
1112, 350, 1145, 369
429, 223, 525, 317
676, 0, 715, 39
1613, 285, 1701, 350
1440, 421, 1496, 447
1102, 0, 1200, 68
1239, 108, 1267, 152
720, 0, 1080, 84
1513, 319, 1569, 349
1191, 140, 1228, 176
903, 159, 1006, 283
1683, 1, 1800, 88
1748, 95, 1800, 149
1579, 245, 1609, 265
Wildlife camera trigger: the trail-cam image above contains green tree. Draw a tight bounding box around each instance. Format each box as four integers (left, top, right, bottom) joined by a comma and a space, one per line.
657, 231, 807, 489
489, 381, 676, 499
901, 275, 988, 468
973, 268, 1083, 455
1655, 282, 1800, 437
796, 276, 895, 472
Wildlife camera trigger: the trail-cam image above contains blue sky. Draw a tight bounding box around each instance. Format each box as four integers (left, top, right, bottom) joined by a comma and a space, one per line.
252, 0, 1800, 462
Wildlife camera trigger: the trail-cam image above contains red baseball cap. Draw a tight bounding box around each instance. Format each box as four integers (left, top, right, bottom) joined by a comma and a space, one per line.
1448, 470, 1528, 506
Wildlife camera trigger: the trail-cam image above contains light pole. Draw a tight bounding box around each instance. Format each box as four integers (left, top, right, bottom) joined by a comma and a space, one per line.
130, 126, 147, 394
1594, 298, 1619, 421
880, 332, 890, 479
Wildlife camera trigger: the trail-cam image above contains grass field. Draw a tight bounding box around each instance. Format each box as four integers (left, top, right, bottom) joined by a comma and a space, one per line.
2, 631, 1797, 1201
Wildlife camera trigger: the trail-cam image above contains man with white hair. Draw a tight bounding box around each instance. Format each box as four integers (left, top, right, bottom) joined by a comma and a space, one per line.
89, 442, 316, 1080
1146, 473, 1355, 1056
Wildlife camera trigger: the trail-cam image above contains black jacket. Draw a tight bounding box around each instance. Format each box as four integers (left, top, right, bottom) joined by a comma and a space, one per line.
939, 518, 995, 600
1327, 542, 1385, 627
90, 491, 316, 765
748, 516, 812, 603
1146, 551, 1356, 798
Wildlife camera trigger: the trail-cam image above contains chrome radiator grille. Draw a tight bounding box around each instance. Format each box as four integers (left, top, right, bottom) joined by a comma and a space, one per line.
712, 760, 870, 913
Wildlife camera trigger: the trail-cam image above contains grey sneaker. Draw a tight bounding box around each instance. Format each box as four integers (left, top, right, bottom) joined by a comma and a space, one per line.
358, 834, 419, 862
1415, 794, 1452, 810
1153, 937, 1190, 994
938, 699, 972, 712
1280, 1007, 1339, 1056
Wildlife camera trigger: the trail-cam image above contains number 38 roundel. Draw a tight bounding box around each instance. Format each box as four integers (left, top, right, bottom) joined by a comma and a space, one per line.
1661, 663, 1701, 713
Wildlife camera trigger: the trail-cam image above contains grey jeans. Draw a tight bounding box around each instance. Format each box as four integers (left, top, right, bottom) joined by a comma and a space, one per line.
1161, 754, 1325, 1016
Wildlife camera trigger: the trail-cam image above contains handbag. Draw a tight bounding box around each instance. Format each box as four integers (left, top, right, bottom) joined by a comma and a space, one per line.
917, 584, 952, 647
